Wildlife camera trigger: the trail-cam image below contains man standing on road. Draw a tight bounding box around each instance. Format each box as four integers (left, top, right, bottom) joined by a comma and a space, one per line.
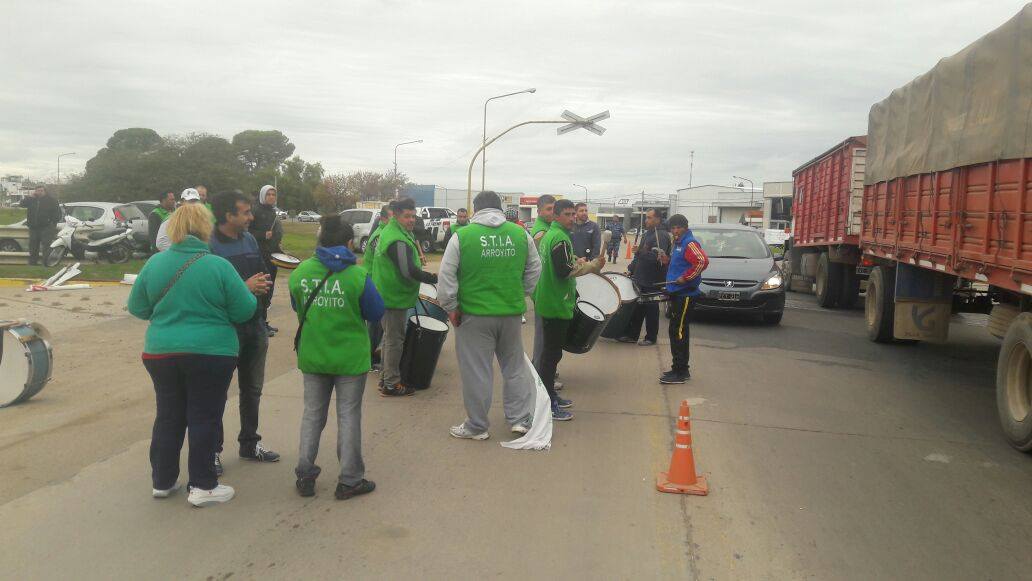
571, 202, 601, 261
661, 214, 709, 384
365, 204, 393, 371
209, 191, 282, 472
250, 185, 283, 337
372, 197, 438, 397
529, 195, 556, 369
196, 185, 214, 221
148, 191, 176, 254
155, 189, 202, 252
19, 186, 62, 266
437, 191, 541, 440
533, 199, 605, 421
617, 209, 672, 346
443, 207, 469, 247
606, 218, 627, 264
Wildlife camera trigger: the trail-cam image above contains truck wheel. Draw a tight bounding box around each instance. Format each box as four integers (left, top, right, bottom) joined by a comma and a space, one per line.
865, 266, 895, 342
420, 239, 433, 254
815, 253, 841, 308
784, 253, 798, 293
359, 237, 369, 254
838, 267, 860, 308
996, 312, 1032, 452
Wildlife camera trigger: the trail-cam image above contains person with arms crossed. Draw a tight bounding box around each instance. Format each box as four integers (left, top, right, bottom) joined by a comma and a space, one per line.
290, 217, 384, 500
570, 202, 602, 260
19, 186, 62, 265
209, 191, 281, 473
661, 214, 709, 384
437, 191, 541, 440
371, 197, 438, 397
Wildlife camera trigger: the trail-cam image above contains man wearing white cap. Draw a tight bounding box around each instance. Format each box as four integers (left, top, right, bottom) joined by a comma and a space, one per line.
154, 188, 204, 252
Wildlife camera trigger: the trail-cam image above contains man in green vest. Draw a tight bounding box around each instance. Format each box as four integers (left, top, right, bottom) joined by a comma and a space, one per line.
196, 185, 215, 222
371, 197, 438, 397
289, 217, 384, 500
365, 203, 393, 371
529, 195, 560, 381
148, 191, 176, 254
437, 191, 541, 440
442, 207, 469, 248
532, 198, 605, 421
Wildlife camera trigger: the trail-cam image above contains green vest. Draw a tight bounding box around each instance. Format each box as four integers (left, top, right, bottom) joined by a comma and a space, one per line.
365, 223, 384, 276
532, 222, 577, 319
288, 257, 371, 376
152, 207, 171, 222
530, 217, 550, 241
372, 218, 420, 309
456, 222, 528, 316
204, 202, 216, 224
449, 221, 468, 235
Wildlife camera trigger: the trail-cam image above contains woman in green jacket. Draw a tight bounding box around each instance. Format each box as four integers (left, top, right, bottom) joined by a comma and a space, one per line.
127, 203, 264, 508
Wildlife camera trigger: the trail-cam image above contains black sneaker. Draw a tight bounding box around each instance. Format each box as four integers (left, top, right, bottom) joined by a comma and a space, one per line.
240, 443, 281, 462
214, 453, 224, 477
617, 336, 638, 343
379, 383, 415, 397
335, 479, 376, 500
265, 323, 278, 337
296, 477, 316, 497
659, 370, 690, 384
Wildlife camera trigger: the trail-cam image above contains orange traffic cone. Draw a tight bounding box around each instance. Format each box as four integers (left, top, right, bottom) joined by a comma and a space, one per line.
625, 241, 633, 259
656, 400, 709, 495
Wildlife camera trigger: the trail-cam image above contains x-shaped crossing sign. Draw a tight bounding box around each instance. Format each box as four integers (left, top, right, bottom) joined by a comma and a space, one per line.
557, 110, 610, 136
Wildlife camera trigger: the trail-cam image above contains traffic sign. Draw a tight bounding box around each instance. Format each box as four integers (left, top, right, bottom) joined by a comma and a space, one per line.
557, 110, 610, 136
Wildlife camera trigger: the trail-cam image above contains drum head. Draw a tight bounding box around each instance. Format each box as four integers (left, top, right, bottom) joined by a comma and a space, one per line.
270, 252, 301, 269
409, 315, 449, 332
0, 326, 30, 406
418, 282, 438, 301
605, 273, 639, 302
576, 301, 606, 321
575, 274, 620, 316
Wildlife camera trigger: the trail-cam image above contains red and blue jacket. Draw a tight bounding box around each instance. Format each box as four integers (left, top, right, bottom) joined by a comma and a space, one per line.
665, 230, 709, 297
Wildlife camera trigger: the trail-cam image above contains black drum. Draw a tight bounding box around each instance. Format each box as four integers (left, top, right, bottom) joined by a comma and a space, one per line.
564, 301, 607, 354
407, 298, 448, 324
400, 315, 449, 390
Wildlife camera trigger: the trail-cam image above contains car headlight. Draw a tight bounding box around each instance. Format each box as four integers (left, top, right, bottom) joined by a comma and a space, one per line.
760, 272, 783, 290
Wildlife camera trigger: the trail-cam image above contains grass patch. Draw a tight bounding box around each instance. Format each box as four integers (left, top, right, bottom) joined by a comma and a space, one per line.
0, 259, 147, 282
0, 208, 26, 224
281, 222, 319, 258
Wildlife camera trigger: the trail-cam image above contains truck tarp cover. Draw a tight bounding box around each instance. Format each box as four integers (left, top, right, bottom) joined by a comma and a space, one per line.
865, 4, 1032, 185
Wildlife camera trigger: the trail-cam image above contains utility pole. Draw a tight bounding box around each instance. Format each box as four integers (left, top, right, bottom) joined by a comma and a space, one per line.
482, 88, 536, 191
688, 150, 694, 188
573, 183, 588, 203
57, 152, 75, 185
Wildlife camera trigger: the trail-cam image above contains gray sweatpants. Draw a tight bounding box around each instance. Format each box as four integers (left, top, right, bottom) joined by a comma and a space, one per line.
296, 373, 366, 486
455, 314, 534, 432
381, 308, 409, 386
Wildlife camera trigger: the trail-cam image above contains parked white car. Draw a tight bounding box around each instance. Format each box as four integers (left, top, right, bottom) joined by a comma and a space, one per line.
296, 210, 321, 223
338, 208, 380, 253
275, 207, 288, 220
416, 206, 457, 250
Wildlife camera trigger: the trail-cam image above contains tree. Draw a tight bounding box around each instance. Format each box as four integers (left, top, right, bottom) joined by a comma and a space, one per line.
232, 130, 295, 173
313, 173, 357, 214
106, 128, 162, 152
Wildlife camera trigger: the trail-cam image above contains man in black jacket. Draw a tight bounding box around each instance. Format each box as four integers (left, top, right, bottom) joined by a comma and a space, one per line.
147, 191, 176, 254
249, 185, 283, 336
19, 186, 62, 265
618, 209, 672, 346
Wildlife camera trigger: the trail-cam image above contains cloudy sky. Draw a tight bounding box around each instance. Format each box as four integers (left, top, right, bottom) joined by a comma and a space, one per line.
2, 0, 1026, 200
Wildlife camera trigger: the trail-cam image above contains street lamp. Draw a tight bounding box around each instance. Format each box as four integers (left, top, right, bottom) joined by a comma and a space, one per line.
733, 175, 755, 207
394, 140, 423, 177
573, 183, 588, 203
482, 88, 536, 191
57, 152, 75, 184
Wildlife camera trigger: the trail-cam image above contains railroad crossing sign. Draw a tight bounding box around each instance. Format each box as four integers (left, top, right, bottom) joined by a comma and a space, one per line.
557, 110, 610, 136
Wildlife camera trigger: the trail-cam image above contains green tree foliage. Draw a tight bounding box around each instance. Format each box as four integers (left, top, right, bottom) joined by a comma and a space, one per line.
231, 130, 295, 173
312, 171, 410, 214
106, 128, 162, 152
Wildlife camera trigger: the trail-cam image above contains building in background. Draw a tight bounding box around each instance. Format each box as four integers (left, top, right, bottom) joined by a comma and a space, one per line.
673, 185, 762, 226
761, 181, 793, 230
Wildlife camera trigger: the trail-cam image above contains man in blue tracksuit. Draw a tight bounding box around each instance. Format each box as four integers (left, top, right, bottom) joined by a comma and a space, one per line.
661, 214, 709, 384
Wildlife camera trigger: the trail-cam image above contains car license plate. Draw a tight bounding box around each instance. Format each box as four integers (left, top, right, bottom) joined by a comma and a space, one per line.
718, 291, 740, 301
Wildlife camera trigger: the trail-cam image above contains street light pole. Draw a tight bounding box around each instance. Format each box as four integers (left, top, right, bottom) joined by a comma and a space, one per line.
733, 175, 755, 207
57, 152, 75, 184
482, 88, 536, 191
393, 140, 422, 199
573, 183, 588, 203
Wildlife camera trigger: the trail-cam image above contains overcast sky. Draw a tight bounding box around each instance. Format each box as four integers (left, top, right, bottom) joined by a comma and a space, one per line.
2, 0, 1026, 200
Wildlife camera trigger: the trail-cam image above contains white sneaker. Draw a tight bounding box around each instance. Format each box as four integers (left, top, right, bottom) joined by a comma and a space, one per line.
152, 482, 181, 498
554, 380, 564, 390
188, 484, 235, 507
449, 422, 489, 440
510, 419, 532, 435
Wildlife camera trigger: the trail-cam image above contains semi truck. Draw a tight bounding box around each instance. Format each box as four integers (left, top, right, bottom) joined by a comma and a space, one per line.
787, 5, 1032, 451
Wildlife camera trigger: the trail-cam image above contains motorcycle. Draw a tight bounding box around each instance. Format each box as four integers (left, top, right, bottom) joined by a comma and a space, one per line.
44, 217, 135, 267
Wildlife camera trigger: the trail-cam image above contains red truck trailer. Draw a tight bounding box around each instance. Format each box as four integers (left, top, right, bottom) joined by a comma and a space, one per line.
786, 136, 868, 307
855, 6, 1031, 451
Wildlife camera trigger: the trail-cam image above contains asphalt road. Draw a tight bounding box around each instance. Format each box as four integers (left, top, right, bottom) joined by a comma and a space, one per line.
0, 281, 1030, 580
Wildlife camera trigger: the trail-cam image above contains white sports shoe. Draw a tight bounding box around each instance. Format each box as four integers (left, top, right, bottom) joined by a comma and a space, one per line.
188, 484, 235, 507
152, 482, 181, 498
449, 422, 489, 440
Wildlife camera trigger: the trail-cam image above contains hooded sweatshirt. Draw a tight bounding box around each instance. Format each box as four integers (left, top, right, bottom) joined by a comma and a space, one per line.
288, 245, 385, 376
249, 185, 283, 256
437, 208, 541, 315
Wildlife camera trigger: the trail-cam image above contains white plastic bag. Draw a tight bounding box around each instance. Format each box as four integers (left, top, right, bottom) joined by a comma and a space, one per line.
501, 354, 553, 450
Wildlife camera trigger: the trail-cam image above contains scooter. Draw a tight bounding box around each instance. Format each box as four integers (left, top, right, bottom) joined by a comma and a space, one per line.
44, 217, 135, 267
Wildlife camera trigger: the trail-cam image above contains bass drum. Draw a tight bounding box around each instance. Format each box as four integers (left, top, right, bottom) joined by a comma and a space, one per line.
0, 322, 53, 408
564, 301, 607, 354
400, 315, 449, 390
601, 273, 639, 339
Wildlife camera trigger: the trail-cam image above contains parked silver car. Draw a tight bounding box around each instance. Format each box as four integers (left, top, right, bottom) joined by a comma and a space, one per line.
1, 202, 148, 252
296, 210, 321, 223
339, 208, 380, 253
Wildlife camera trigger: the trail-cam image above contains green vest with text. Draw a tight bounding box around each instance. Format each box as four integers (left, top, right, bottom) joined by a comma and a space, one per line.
372, 218, 420, 309
288, 258, 370, 376
456, 222, 528, 315
532, 221, 576, 319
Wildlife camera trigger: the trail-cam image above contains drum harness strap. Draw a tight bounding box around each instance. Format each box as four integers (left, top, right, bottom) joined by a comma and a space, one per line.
293, 271, 333, 352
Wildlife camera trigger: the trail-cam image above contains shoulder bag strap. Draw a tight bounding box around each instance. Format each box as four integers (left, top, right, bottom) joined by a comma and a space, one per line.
155, 253, 205, 308
293, 271, 333, 352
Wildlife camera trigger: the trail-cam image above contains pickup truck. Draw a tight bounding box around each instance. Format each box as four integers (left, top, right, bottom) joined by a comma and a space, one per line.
416, 206, 457, 251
